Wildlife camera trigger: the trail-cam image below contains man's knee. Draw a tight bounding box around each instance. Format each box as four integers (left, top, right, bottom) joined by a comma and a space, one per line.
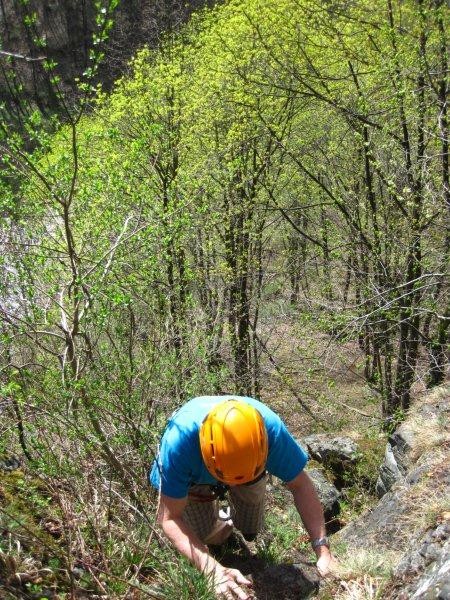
204, 519, 233, 545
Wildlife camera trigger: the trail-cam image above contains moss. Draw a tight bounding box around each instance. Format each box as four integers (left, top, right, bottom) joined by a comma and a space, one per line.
1, 470, 56, 540
0, 468, 67, 596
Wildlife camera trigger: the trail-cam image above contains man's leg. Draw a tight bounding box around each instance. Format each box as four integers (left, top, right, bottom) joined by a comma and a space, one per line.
229, 473, 268, 541
183, 485, 233, 545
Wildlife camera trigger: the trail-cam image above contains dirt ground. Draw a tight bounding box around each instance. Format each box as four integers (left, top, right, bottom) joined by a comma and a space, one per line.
213, 536, 320, 600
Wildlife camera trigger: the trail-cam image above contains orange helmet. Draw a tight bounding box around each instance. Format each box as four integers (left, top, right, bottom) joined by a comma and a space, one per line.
199, 399, 268, 485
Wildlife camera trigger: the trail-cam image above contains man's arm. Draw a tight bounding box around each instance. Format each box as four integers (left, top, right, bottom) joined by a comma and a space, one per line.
286, 470, 337, 576
157, 493, 253, 599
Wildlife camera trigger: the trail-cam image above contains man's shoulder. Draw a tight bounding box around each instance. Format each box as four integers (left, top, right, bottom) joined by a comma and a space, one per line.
173, 395, 256, 419
169, 396, 223, 423
168, 395, 283, 432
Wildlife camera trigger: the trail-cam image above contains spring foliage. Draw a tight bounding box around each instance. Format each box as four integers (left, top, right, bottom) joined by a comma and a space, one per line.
0, 0, 448, 595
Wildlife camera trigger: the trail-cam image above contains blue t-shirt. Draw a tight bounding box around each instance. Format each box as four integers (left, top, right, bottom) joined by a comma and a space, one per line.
149, 395, 308, 498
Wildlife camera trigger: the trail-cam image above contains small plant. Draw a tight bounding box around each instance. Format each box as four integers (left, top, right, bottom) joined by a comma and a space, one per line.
333, 575, 387, 600
157, 555, 216, 600
318, 547, 397, 600
335, 547, 396, 580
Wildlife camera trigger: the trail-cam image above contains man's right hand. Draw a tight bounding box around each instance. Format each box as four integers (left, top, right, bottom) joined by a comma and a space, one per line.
214, 566, 253, 599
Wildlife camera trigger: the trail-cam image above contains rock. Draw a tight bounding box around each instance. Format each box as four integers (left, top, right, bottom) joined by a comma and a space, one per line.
0, 456, 21, 471
301, 434, 359, 487
338, 484, 409, 548
376, 442, 406, 497
0, 0, 214, 115
302, 435, 359, 464
376, 391, 450, 498
71, 567, 85, 580
307, 468, 341, 523
339, 443, 448, 550
335, 386, 450, 600
376, 428, 414, 497
406, 464, 430, 486
393, 523, 450, 599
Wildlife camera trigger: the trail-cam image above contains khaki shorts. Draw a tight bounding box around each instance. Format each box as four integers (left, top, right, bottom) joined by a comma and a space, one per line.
183, 473, 268, 543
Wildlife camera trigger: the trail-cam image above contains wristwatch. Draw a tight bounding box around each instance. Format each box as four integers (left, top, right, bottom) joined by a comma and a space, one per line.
311, 536, 330, 550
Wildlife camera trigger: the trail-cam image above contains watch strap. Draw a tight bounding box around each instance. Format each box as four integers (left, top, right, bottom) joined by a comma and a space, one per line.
311, 536, 329, 549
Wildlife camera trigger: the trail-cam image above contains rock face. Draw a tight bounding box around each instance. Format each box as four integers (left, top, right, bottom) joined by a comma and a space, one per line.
376, 394, 450, 498
307, 468, 341, 523
0, 0, 213, 114
392, 523, 450, 599
337, 386, 450, 599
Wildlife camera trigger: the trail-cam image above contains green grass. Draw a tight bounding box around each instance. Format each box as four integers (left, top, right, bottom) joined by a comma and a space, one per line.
256, 506, 311, 564
158, 556, 216, 600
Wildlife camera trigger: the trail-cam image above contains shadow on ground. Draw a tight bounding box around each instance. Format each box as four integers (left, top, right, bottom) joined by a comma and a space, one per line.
218, 552, 320, 599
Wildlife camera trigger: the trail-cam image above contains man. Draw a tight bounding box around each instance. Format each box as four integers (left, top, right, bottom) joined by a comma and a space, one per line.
150, 395, 335, 599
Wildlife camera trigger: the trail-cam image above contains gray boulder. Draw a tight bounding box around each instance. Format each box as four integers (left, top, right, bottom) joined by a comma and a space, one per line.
302, 434, 359, 464
301, 434, 359, 487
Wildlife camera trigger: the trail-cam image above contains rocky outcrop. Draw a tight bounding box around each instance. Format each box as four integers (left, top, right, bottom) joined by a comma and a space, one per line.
0, 0, 213, 115
391, 522, 450, 599
376, 392, 449, 498
337, 385, 450, 599
375, 437, 409, 498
